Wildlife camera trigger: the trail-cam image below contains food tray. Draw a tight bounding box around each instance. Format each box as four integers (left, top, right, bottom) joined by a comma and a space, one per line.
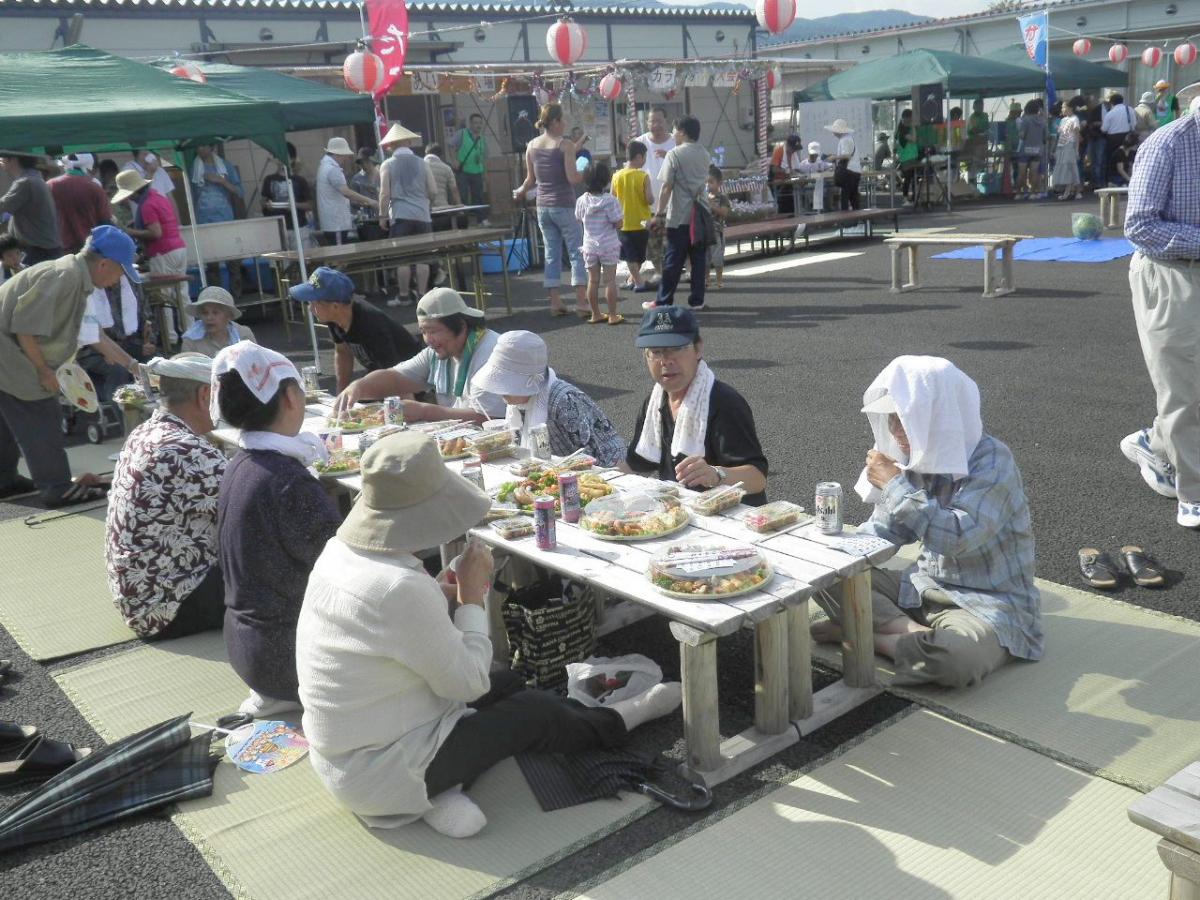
579, 493, 691, 542
466, 428, 515, 454
741, 501, 807, 534
496, 471, 613, 511
648, 541, 773, 599
327, 403, 384, 433
313, 449, 362, 477
490, 516, 536, 539
437, 425, 482, 460
686, 484, 746, 516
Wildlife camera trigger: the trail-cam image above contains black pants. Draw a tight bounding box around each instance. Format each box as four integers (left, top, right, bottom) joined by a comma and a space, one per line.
656, 224, 708, 308
423, 688, 627, 798
838, 170, 862, 210
147, 566, 225, 641
0, 390, 72, 501
775, 183, 795, 216
1104, 134, 1127, 185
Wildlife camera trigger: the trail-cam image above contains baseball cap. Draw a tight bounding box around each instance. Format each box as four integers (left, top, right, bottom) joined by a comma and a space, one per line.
86, 225, 141, 284
289, 266, 355, 304
635, 305, 700, 349
416, 287, 485, 320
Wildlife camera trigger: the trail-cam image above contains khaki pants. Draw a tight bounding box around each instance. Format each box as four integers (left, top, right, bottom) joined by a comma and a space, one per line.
148, 247, 192, 333
816, 568, 1010, 689
1129, 253, 1200, 502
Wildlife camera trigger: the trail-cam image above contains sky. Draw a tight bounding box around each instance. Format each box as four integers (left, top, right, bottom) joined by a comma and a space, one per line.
656, 0, 995, 17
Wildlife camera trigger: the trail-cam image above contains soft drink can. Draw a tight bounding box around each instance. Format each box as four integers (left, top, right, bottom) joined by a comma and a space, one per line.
558, 472, 581, 523
357, 432, 376, 456
814, 481, 843, 534
461, 457, 486, 492
320, 429, 342, 452
302, 366, 320, 395
384, 396, 405, 426
534, 495, 557, 550
529, 424, 551, 460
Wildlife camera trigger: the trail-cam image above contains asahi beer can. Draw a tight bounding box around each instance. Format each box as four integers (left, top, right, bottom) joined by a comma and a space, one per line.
557, 471, 581, 524
529, 424, 551, 460
461, 457, 486, 492
384, 396, 405, 426
814, 482, 844, 534
302, 366, 320, 395
534, 495, 557, 550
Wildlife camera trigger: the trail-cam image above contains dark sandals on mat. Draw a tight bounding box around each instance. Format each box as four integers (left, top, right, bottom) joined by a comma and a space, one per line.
1120, 545, 1166, 588
1078, 548, 1121, 590
0, 732, 92, 785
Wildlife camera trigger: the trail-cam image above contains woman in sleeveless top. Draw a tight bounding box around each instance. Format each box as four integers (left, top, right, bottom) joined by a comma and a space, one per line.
514, 103, 588, 317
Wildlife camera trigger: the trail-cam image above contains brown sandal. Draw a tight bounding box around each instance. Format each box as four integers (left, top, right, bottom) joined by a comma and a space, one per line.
1120, 545, 1166, 588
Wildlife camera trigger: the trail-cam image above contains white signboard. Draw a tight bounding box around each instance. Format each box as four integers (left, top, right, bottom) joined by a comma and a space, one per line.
795, 98, 874, 163
647, 66, 677, 94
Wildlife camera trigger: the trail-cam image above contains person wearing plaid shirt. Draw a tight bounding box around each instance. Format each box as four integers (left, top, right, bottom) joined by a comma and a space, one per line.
813, 357, 1042, 689
1122, 108, 1200, 528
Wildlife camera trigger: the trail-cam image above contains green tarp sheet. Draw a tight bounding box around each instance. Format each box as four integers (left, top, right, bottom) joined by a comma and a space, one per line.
0, 45, 288, 158
982, 45, 1127, 91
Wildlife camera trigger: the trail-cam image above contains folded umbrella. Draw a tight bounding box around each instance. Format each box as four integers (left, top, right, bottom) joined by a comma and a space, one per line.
0, 714, 216, 853
517, 748, 711, 813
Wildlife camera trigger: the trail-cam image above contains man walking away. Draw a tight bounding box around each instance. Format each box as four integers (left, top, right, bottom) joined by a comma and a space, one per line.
0, 155, 61, 264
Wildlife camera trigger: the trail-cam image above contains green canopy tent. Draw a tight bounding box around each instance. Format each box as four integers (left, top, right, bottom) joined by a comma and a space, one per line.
982, 45, 1127, 93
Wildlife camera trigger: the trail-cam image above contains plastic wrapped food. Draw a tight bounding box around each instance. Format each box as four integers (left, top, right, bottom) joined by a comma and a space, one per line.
313, 449, 362, 476
327, 404, 384, 433
508, 459, 548, 477
556, 451, 597, 471
436, 425, 482, 460
648, 541, 772, 598
686, 484, 746, 516
742, 501, 807, 534
112, 384, 151, 410
490, 516, 536, 539
496, 470, 612, 511
579, 493, 690, 541
465, 428, 515, 461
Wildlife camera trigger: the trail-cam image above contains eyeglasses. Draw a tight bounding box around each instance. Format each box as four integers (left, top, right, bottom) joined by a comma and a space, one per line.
643, 346, 690, 361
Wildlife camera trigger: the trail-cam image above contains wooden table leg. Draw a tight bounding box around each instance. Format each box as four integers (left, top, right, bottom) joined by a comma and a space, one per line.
786, 602, 813, 721
672, 622, 722, 773
754, 613, 789, 736
841, 569, 876, 688
983, 247, 995, 297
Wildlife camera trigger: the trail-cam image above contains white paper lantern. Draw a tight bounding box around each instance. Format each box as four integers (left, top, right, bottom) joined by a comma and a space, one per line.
546, 19, 587, 67
343, 49, 386, 95
1141, 46, 1162, 68
756, 0, 797, 35
598, 72, 622, 102
1174, 42, 1198, 67
169, 62, 206, 84
1072, 38, 1091, 57
1108, 43, 1128, 65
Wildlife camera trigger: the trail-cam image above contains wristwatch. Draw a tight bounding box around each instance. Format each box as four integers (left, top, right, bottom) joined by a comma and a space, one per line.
713, 465, 728, 484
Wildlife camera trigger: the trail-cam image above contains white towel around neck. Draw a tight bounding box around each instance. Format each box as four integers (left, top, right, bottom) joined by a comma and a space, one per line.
634, 359, 715, 464
237, 430, 329, 469
191, 154, 228, 187
504, 368, 557, 452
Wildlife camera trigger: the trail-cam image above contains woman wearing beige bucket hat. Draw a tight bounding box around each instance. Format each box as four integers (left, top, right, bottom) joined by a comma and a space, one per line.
296, 430, 682, 838
180, 285, 257, 357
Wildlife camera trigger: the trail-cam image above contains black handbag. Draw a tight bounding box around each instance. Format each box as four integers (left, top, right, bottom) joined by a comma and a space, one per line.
501, 576, 596, 690
688, 187, 718, 248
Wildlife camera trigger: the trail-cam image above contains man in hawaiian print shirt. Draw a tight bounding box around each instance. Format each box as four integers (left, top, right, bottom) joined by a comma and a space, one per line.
105, 353, 227, 639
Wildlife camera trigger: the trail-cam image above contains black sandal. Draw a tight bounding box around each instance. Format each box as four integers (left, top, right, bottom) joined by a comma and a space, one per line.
0, 721, 38, 753
1120, 545, 1166, 588
0, 734, 91, 785
1079, 548, 1121, 590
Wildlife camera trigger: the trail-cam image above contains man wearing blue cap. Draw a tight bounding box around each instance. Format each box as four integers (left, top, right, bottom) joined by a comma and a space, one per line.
622, 306, 768, 505
0, 225, 143, 505
290, 266, 421, 394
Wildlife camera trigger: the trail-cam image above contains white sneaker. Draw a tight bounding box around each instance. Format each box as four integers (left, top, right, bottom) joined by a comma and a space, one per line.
386, 296, 403, 308
1120, 429, 1177, 498
641, 300, 661, 311
1178, 502, 1200, 528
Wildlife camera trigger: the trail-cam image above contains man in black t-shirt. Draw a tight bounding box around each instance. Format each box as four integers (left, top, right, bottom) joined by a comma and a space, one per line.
622, 306, 768, 505
290, 267, 421, 393
261, 143, 313, 227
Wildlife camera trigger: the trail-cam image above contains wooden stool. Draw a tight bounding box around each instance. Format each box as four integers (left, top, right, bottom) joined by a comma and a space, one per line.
1129, 761, 1200, 898
141, 272, 191, 352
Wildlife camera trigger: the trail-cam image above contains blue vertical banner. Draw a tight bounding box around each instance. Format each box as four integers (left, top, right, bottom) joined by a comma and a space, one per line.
1017, 10, 1055, 107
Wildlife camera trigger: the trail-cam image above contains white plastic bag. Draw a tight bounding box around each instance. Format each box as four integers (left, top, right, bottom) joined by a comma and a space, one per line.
566, 654, 663, 708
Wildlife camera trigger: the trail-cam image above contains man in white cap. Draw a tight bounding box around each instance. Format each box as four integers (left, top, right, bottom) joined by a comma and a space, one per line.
378, 123, 436, 302
334, 287, 504, 423
825, 118, 862, 210
106, 352, 228, 640
811, 356, 1042, 689
47, 153, 112, 254
796, 141, 833, 212
316, 136, 376, 246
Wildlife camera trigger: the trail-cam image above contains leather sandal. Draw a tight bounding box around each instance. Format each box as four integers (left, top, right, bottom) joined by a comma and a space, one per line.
1078, 548, 1121, 590
1120, 545, 1166, 588
0, 721, 38, 753
0, 734, 92, 785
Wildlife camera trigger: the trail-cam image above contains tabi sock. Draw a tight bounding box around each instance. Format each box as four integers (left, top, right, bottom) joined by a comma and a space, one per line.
238, 689, 302, 719
422, 787, 487, 838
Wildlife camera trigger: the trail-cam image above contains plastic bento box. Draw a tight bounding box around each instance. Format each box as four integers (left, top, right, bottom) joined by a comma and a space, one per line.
465, 428, 516, 461
648, 541, 773, 599
686, 484, 746, 516
490, 516, 536, 539
437, 425, 482, 460
742, 501, 806, 534
579, 493, 690, 541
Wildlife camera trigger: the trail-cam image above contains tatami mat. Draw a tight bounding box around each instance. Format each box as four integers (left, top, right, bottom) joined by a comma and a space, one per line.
0, 508, 136, 660
811, 574, 1200, 792
55, 633, 654, 900
582, 710, 1163, 900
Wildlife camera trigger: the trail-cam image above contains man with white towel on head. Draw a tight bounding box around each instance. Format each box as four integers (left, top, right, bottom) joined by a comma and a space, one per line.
811, 356, 1043, 689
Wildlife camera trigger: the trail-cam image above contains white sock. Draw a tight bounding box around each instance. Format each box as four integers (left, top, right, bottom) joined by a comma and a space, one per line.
422, 787, 487, 838
238, 690, 301, 719
609, 682, 683, 731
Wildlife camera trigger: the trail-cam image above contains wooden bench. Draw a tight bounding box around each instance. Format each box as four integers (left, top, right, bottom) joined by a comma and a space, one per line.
795, 207, 899, 248
724, 207, 900, 257
1128, 761, 1200, 898
724, 216, 799, 255
1097, 186, 1129, 229
885, 232, 1033, 299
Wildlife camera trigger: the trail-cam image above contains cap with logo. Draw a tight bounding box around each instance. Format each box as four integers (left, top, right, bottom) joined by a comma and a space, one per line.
635, 305, 700, 349
288, 266, 355, 304
416, 287, 485, 320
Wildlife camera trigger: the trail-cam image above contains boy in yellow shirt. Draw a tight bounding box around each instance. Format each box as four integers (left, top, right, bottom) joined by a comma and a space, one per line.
610, 140, 656, 293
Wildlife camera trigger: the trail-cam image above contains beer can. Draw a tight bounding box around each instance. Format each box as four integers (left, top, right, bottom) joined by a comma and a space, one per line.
814, 481, 843, 535
357, 432, 376, 456
302, 366, 320, 395
533, 495, 557, 550
461, 457, 486, 492
558, 471, 581, 524
529, 424, 551, 461
384, 396, 405, 426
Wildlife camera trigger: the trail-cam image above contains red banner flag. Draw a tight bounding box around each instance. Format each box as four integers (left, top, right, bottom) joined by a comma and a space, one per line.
368, 0, 409, 99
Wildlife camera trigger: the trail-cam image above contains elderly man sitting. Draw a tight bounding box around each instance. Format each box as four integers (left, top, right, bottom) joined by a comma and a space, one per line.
811, 356, 1043, 688
105, 353, 227, 639
472, 330, 625, 466
335, 288, 504, 423
621, 306, 767, 504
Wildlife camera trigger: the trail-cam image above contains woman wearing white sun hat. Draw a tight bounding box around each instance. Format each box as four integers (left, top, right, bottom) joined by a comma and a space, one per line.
316, 136, 376, 246
825, 118, 862, 211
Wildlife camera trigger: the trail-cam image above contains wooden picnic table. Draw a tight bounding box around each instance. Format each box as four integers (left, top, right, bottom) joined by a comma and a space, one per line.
885, 232, 1033, 299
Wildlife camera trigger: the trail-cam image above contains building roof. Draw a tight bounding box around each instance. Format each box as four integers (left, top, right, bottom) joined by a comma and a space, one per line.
0, 0, 756, 19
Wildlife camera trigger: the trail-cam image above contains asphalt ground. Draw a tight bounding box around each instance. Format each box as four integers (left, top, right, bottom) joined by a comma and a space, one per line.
1, 196, 1194, 898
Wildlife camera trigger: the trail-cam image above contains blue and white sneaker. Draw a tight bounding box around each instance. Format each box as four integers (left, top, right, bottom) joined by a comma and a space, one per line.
1178, 502, 1200, 529
1120, 428, 1177, 499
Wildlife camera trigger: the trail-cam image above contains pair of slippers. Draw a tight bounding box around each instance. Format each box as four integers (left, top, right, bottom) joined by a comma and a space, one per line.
0, 721, 92, 786
1079, 545, 1166, 590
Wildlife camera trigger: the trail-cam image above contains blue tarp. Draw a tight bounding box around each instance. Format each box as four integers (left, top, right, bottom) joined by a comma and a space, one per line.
934, 237, 1134, 263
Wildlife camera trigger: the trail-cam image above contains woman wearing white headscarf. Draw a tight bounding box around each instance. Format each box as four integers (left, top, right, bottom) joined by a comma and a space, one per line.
812, 355, 1043, 689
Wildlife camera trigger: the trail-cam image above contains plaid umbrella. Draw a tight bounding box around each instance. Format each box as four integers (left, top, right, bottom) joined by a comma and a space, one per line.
0, 713, 216, 853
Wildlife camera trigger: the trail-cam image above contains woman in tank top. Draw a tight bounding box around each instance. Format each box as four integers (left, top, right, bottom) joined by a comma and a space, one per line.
513, 103, 588, 317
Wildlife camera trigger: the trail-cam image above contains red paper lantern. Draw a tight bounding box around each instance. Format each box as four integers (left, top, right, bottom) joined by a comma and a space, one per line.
1108, 43, 1128, 64
343, 50, 386, 96
1072, 38, 1091, 57
1175, 42, 1198, 67
546, 19, 587, 67
765, 67, 782, 91
1141, 46, 1162, 68
598, 72, 622, 102
169, 62, 206, 84
756, 0, 797, 35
